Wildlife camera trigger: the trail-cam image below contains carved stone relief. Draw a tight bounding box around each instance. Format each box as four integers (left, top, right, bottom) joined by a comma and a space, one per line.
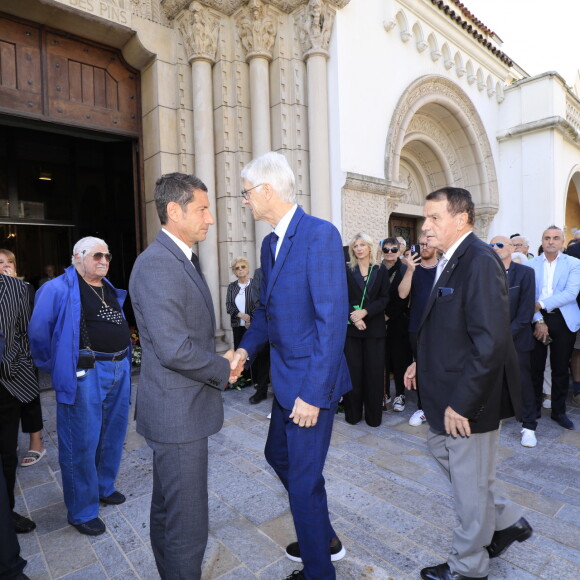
235, 0, 277, 59
176, 1, 220, 62
131, 0, 170, 25
297, 0, 335, 57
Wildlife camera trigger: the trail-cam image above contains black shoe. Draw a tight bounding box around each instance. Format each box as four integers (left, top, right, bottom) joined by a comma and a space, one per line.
284, 571, 306, 580
551, 414, 575, 430
100, 491, 126, 505
285, 537, 346, 563
420, 562, 485, 580
70, 517, 106, 536
486, 516, 533, 558
13, 574, 31, 580
12, 511, 36, 534
249, 391, 267, 404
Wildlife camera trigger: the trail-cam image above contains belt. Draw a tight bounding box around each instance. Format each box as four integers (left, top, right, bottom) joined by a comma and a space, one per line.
92, 349, 129, 362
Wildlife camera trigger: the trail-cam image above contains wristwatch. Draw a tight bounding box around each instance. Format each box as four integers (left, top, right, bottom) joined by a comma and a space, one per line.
534, 318, 545, 325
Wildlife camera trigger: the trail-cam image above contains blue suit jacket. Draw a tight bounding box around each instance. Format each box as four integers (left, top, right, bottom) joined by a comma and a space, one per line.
239, 206, 352, 410
507, 262, 536, 352
528, 253, 580, 332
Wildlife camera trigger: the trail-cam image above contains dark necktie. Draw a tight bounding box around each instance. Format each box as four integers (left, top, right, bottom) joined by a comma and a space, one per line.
270, 233, 279, 267
191, 252, 206, 283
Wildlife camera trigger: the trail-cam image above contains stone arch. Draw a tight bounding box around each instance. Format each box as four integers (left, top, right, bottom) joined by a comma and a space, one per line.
385, 75, 499, 237
565, 168, 580, 236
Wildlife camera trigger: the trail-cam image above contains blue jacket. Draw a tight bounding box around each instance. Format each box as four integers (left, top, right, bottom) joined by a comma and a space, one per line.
28, 265, 127, 404
240, 206, 352, 410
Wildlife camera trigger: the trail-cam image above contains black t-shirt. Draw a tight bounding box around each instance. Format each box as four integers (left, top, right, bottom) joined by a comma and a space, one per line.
78, 273, 130, 353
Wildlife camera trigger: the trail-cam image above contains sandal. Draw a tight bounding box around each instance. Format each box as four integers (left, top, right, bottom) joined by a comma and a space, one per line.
20, 449, 47, 467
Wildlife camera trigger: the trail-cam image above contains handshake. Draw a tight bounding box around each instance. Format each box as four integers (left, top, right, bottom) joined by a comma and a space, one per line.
222, 348, 249, 384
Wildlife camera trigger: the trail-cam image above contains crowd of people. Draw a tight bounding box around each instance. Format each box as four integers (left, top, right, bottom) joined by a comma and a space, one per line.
1, 152, 579, 580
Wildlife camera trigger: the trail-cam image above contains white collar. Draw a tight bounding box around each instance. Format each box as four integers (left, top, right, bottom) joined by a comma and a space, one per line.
441, 231, 473, 262
273, 204, 298, 241
162, 228, 193, 261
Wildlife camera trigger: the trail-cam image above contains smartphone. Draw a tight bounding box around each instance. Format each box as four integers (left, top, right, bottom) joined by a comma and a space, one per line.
410, 244, 421, 262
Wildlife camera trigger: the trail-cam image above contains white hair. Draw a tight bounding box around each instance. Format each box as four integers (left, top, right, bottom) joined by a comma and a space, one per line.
241, 152, 296, 203
511, 251, 528, 264
71, 236, 108, 265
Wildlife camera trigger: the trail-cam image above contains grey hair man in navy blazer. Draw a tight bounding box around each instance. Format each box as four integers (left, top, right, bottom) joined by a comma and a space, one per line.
130, 173, 234, 580
404, 188, 532, 580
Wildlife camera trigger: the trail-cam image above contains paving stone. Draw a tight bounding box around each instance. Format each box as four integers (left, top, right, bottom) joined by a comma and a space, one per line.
23, 481, 64, 512
119, 494, 152, 541
539, 555, 580, 580
201, 535, 241, 579
326, 479, 380, 512
501, 480, 564, 517
92, 535, 132, 576
523, 509, 580, 550
17, 526, 41, 558
361, 499, 423, 536
103, 510, 145, 553
219, 565, 263, 580
367, 449, 430, 480
58, 561, 107, 579
14, 461, 54, 490
30, 500, 69, 535
208, 492, 244, 531
534, 534, 580, 566
20, 552, 49, 580
39, 526, 97, 578
126, 547, 159, 580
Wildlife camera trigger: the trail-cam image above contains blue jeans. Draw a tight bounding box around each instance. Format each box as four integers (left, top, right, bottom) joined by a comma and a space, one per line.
57, 351, 130, 524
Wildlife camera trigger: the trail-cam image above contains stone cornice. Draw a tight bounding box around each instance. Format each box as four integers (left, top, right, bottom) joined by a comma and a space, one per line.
497, 115, 580, 146
236, 0, 277, 61
176, 1, 220, 63
344, 173, 407, 199
161, 0, 350, 19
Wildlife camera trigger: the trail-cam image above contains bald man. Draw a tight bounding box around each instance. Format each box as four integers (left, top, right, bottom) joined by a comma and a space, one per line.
490, 236, 536, 447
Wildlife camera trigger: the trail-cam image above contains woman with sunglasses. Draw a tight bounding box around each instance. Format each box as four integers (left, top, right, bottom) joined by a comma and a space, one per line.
343, 233, 390, 426
0, 249, 46, 468
225, 258, 270, 403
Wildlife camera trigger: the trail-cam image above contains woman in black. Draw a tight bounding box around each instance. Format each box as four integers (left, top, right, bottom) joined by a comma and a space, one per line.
343, 233, 390, 427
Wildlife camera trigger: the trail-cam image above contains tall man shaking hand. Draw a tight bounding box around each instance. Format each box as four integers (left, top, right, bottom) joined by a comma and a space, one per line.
231, 152, 352, 580
129, 174, 233, 580
404, 188, 532, 580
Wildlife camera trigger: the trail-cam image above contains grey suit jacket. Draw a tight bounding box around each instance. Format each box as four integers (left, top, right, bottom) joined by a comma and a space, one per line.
129, 231, 230, 443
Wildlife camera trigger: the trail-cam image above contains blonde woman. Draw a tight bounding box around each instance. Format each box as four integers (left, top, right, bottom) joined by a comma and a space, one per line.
343, 234, 390, 426
0, 249, 46, 466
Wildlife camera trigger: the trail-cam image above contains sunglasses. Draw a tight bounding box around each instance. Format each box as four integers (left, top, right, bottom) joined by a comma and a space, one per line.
235, 265, 247, 270
241, 183, 264, 200
91, 252, 112, 262
489, 243, 506, 249
382, 247, 399, 253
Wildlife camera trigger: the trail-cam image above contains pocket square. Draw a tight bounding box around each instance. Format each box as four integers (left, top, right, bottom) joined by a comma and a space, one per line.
437, 287, 454, 297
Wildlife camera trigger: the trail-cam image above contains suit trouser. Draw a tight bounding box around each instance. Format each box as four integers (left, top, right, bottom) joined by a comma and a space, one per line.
518, 349, 538, 430
0, 384, 21, 511
233, 327, 270, 394
385, 320, 412, 398
266, 397, 338, 580
146, 437, 209, 580
530, 310, 575, 422
408, 333, 422, 410
427, 428, 522, 578
343, 336, 385, 427
0, 463, 26, 580
20, 394, 43, 434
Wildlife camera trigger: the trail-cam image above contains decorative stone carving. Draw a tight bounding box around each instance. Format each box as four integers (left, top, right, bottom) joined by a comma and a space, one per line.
236, 0, 277, 60
474, 206, 497, 240
176, 1, 220, 63
298, 0, 335, 58
162, 0, 350, 19
131, 0, 170, 25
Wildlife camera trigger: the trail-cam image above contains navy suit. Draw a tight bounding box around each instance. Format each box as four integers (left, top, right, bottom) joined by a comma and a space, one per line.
240, 206, 351, 580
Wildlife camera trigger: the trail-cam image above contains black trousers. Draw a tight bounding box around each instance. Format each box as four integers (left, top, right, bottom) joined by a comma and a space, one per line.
408, 332, 422, 410
517, 349, 536, 430
344, 336, 385, 427
530, 310, 575, 421
20, 394, 43, 434
385, 319, 413, 398
0, 463, 26, 579
0, 385, 21, 511
233, 326, 270, 394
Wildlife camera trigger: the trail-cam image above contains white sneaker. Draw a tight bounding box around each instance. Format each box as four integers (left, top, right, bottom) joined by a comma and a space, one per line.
520, 428, 537, 448
393, 395, 406, 412
542, 398, 551, 409
409, 409, 426, 426
267, 413, 271, 419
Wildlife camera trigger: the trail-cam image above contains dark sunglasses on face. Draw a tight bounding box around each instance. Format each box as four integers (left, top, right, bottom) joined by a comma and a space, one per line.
91, 252, 112, 262
382, 247, 399, 253
489, 243, 506, 249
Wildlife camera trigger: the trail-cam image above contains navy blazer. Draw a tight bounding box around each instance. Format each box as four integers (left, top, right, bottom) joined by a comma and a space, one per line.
417, 233, 520, 434
507, 262, 535, 352
240, 206, 352, 410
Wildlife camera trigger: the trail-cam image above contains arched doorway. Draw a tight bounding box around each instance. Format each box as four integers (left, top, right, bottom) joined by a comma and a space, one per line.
565, 171, 580, 239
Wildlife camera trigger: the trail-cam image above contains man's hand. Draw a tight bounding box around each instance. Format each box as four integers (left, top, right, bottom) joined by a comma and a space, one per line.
354, 320, 366, 331
444, 406, 471, 438
534, 301, 542, 313
228, 348, 248, 383
289, 397, 320, 428
402, 252, 420, 272
533, 322, 549, 342
349, 308, 367, 323
222, 349, 234, 363
404, 362, 417, 390
238, 313, 251, 323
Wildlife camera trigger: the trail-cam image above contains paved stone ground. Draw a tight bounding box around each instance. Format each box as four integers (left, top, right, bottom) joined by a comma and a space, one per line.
14, 376, 580, 579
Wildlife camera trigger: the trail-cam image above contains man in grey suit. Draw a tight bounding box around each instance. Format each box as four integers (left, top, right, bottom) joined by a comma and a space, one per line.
129, 173, 233, 580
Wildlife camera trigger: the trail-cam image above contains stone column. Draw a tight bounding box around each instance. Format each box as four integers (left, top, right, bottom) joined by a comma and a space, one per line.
236, 0, 277, 266
299, 0, 336, 222
177, 2, 228, 351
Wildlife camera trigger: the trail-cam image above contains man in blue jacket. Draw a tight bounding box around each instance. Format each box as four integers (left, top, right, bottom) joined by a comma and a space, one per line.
231, 152, 351, 580
28, 237, 131, 536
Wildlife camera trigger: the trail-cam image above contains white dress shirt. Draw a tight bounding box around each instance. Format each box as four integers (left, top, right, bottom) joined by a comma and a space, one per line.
162, 228, 193, 262
272, 204, 298, 259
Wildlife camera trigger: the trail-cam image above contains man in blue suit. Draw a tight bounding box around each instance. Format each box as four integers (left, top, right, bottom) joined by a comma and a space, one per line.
231, 152, 352, 580
528, 226, 580, 431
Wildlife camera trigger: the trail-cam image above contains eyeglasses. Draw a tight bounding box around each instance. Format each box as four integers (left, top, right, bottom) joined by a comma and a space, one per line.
91, 252, 112, 262
382, 247, 399, 253
419, 243, 428, 248
235, 265, 247, 270
241, 183, 264, 200
512, 243, 523, 248
489, 243, 506, 249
